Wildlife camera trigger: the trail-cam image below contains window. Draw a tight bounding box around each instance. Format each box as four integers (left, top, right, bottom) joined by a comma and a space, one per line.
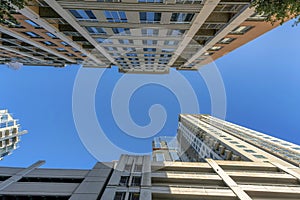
96, 38, 113, 44
42, 41, 56, 46
164, 40, 179, 45
142, 40, 157, 45
123, 47, 136, 52
244, 149, 256, 153
25, 20, 41, 28
72, 48, 79, 52
126, 53, 137, 57
119, 176, 129, 186
140, 12, 161, 23
112, 28, 130, 35
167, 29, 185, 36
46, 32, 58, 39
218, 37, 235, 44
156, 153, 165, 161
70, 10, 96, 20
162, 48, 174, 53
143, 48, 156, 52
105, 46, 118, 51
61, 41, 69, 46
236, 145, 246, 148
209, 46, 222, 51
24, 32, 42, 38
128, 192, 140, 200
230, 26, 253, 34
104, 11, 127, 22
114, 192, 126, 200
171, 13, 194, 23
56, 48, 67, 52
141, 28, 159, 36
253, 154, 267, 159
229, 141, 239, 144
144, 54, 155, 57
119, 39, 133, 44
139, 0, 163, 2
86, 27, 107, 35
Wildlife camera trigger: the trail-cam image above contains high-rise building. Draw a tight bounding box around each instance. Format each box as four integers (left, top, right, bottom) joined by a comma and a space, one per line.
0, 110, 27, 160
0, 154, 300, 200
1, 0, 284, 72
153, 114, 300, 167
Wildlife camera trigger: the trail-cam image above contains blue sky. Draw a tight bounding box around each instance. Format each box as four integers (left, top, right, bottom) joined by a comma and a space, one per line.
0, 20, 299, 169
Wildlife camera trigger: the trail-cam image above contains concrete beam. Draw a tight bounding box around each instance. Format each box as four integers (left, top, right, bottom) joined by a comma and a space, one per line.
168, 0, 221, 67
44, 0, 115, 65
206, 159, 253, 200
18, 6, 104, 65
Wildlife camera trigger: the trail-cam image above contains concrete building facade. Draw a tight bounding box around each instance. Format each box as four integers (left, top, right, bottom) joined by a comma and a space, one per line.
0, 110, 27, 160
0, 154, 300, 200
1, 0, 283, 72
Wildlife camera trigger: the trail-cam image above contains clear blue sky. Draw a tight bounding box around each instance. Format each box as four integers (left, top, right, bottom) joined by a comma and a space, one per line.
0, 20, 299, 169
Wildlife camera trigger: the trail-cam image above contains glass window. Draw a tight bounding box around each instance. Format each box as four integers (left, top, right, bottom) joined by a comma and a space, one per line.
126, 53, 137, 57
24, 32, 42, 38
104, 11, 127, 22
156, 153, 165, 161
236, 145, 246, 148
209, 46, 222, 51
162, 48, 174, 53
112, 28, 130, 35
139, 0, 163, 2
218, 37, 235, 44
61, 41, 69, 46
143, 48, 156, 52
96, 38, 113, 44
56, 48, 67, 52
128, 192, 140, 200
46, 32, 58, 39
253, 154, 267, 159
230, 26, 253, 34
167, 29, 185, 36
131, 176, 141, 186
70, 10, 96, 20
141, 28, 159, 36
244, 149, 256, 153
42, 41, 56, 46
86, 27, 107, 35
25, 20, 41, 28
171, 13, 194, 23
142, 40, 157, 45
164, 40, 179, 45
119, 39, 133, 44
123, 47, 136, 52
114, 192, 126, 200
119, 176, 129, 186
140, 12, 161, 23
144, 54, 155, 57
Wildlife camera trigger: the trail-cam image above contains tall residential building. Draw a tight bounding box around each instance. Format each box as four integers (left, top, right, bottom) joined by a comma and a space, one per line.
152, 114, 300, 168
0, 154, 299, 200
0, 110, 27, 160
1, 0, 284, 72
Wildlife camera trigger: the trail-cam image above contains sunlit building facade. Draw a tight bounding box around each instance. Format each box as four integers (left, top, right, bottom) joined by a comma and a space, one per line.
172, 114, 300, 167
0, 154, 300, 200
0, 110, 27, 160
1, 0, 283, 72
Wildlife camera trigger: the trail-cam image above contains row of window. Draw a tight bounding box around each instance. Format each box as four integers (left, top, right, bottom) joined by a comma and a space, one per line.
70, 10, 195, 24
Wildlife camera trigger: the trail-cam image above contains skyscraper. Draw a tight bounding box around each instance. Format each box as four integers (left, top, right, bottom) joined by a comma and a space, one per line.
1, 0, 284, 72
153, 114, 300, 168
0, 110, 27, 160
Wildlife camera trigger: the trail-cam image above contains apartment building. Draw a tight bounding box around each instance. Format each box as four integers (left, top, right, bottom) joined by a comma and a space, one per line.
0, 110, 27, 160
1, 0, 282, 72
